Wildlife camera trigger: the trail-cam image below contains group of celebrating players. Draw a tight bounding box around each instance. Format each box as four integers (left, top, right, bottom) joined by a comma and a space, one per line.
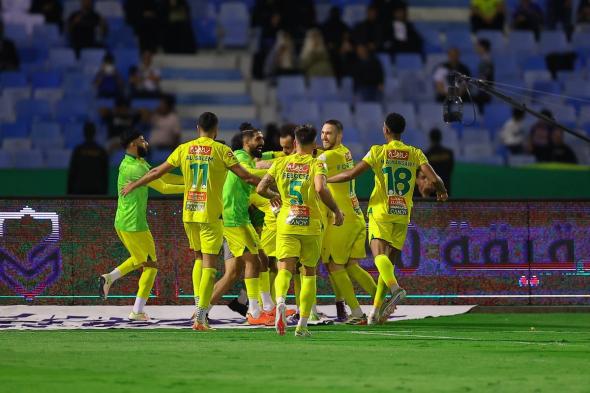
98, 110, 448, 337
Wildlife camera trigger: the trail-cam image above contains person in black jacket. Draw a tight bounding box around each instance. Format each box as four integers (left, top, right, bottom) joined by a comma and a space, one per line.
383, 5, 423, 55
425, 128, 454, 196
0, 23, 19, 71
549, 129, 578, 164
351, 43, 384, 102
68, 122, 109, 195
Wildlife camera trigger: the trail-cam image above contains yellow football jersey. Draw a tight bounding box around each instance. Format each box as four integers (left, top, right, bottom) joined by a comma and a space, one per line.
267, 153, 327, 235
362, 139, 428, 223
318, 144, 365, 222
167, 136, 238, 223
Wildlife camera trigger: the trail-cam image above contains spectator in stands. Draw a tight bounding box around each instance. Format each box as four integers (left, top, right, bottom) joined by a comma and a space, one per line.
371, 0, 408, 27
150, 96, 181, 149
383, 4, 423, 55
264, 31, 298, 80
577, 0, 590, 26
30, 0, 63, 31
262, 122, 281, 152
351, 43, 384, 102
129, 50, 161, 98
433, 48, 471, 102
337, 32, 357, 79
67, 0, 107, 56
500, 108, 527, 154
322, 7, 350, 57
124, 0, 160, 52
474, 38, 494, 111
426, 128, 454, 195
470, 0, 506, 32
67, 122, 109, 195
549, 129, 577, 163
512, 0, 544, 39
352, 5, 384, 52
300, 28, 334, 79
0, 23, 19, 71
161, 0, 196, 54
103, 97, 141, 152
94, 53, 124, 98
547, 0, 573, 36
527, 109, 554, 162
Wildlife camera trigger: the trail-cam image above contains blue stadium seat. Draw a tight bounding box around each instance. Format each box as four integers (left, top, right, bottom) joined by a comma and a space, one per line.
355, 102, 383, 133
45, 149, 72, 168
49, 48, 77, 68
339, 77, 354, 102
564, 80, 590, 99
0, 98, 15, 122
277, 76, 306, 104
343, 4, 366, 27
477, 30, 506, 50
385, 102, 417, 129
377, 53, 393, 77
1, 87, 31, 102
531, 80, 562, 99
538, 31, 569, 54
2, 138, 32, 151
403, 129, 429, 150
34, 88, 65, 103
62, 122, 85, 148
321, 101, 353, 129
461, 127, 491, 144
494, 57, 521, 79
219, 2, 249, 47
415, 25, 443, 54
523, 70, 552, 86
31, 70, 62, 88
507, 154, 536, 166
131, 99, 160, 110
579, 106, 590, 124
308, 77, 339, 101
483, 104, 512, 134
150, 149, 174, 165
0, 72, 28, 88
1, 122, 29, 138
32, 24, 63, 47
4, 23, 29, 44
192, 18, 217, 48
31, 122, 62, 139
18, 46, 48, 65
95, 1, 124, 17
398, 70, 434, 102
0, 151, 12, 168
506, 31, 537, 55
521, 55, 547, 71
572, 31, 590, 50
543, 104, 577, 123
12, 149, 44, 168
443, 30, 473, 52
109, 150, 125, 167
285, 101, 320, 126
417, 102, 443, 129
395, 54, 423, 71
56, 99, 91, 122
80, 48, 107, 66
461, 142, 495, 160
112, 48, 140, 75
16, 99, 53, 120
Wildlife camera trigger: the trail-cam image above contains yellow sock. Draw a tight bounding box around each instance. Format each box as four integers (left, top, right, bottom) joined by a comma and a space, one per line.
116, 257, 139, 276
347, 264, 377, 297
192, 259, 202, 304
294, 273, 301, 308
299, 275, 317, 319
374, 255, 398, 289
270, 270, 277, 300
274, 269, 292, 302
137, 267, 157, 299
328, 272, 344, 301
373, 276, 388, 308
197, 267, 217, 308
244, 277, 260, 302
330, 270, 360, 310
259, 270, 271, 294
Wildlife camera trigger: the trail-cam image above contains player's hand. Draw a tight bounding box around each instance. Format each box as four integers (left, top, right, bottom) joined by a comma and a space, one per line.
120, 182, 135, 197
436, 191, 448, 202
333, 210, 344, 226
270, 196, 281, 209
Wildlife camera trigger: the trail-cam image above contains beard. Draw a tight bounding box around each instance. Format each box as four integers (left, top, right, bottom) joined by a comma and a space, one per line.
137, 146, 148, 157
252, 147, 263, 158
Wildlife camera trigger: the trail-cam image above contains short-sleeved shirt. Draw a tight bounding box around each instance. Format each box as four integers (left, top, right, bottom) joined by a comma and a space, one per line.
115, 154, 151, 232
222, 149, 255, 227
362, 140, 428, 223
471, 0, 503, 18
318, 144, 365, 223
267, 153, 327, 235
167, 137, 238, 223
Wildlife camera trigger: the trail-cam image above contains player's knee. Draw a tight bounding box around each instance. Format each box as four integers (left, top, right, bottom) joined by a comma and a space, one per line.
194, 250, 203, 260
301, 265, 316, 276
327, 261, 344, 273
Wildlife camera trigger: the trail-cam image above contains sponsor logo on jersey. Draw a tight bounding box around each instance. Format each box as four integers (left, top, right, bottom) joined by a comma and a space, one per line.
189, 145, 212, 155
387, 150, 409, 160
286, 163, 309, 173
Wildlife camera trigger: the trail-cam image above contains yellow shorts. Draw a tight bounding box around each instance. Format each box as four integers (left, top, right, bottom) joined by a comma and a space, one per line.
223, 224, 259, 258
368, 215, 408, 251
322, 220, 367, 264
276, 232, 321, 267
116, 229, 157, 266
260, 224, 277, 257
183, 220, 223, 255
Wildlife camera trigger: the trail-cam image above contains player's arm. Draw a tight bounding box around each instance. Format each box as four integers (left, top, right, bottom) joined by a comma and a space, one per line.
148, 178, 184, 194
419, 163, 448, 202
121, 162, 175, 196
228, 163, 261, 186
161, 173, 184, 185
255, 160, 273, 169
256, 174, 280, 200
315, 174, 344, 226
328, 161, 371, 183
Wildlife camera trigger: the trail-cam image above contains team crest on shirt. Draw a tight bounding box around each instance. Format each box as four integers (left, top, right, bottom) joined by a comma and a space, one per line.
344, 151, 353, 162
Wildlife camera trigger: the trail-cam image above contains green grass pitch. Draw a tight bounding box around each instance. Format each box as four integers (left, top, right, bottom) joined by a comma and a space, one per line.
1, 313, 589, 393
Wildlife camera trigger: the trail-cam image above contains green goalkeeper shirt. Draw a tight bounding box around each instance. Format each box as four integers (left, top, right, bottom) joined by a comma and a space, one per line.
115, 154, 151, 232
222, 149, 254, 227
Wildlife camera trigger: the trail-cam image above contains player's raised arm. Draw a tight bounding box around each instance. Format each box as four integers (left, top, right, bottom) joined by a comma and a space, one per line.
328, 160, 371, 183
228, 163, 261, 186
419, 163, 448, 202
315, 174, 344, 226
147, 177, 184, 194
121, 161, 175, 196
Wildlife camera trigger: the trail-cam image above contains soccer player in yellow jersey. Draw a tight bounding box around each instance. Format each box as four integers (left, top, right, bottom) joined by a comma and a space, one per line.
328, 113, 448, 324
257, 125, 344, 337
99, 130, 184, 321
121, 112, 261, 331
318, 120, 377, 325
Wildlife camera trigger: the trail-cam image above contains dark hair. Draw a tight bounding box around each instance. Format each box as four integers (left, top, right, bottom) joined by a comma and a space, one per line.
429, 128, 442, 143
294, 124, 317, 145
324, 119, 343, 133
512, 108, 525, 119
83, 122, 96, 140
385, 113, 406, 134
230, 132, 243, 151
103, 53, 114, 63
239, 122, 253, 132
115, 96, 130, 108
279, 123, 296, 139
120, 129, 142, 148
198, 112, 218, 132
540, 109, 554, 120
477, 38, 491, 52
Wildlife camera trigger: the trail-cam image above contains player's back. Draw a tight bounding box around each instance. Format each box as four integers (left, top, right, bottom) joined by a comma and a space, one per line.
362, 139, 428, 224
166, 136, 238, 223
270, 153, 326, 235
